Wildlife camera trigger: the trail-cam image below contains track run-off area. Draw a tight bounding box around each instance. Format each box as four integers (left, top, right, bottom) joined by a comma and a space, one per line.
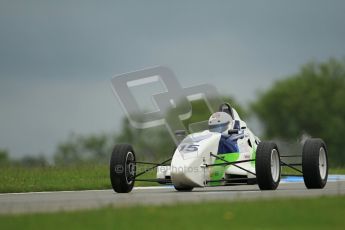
1, 175, 345, 214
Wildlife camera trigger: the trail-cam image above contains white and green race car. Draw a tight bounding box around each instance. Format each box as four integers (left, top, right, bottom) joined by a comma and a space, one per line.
110, 103, 329, 193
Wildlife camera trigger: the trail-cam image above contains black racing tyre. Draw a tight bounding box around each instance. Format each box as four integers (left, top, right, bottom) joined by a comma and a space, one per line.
255, 141, 281, 190
302, 138, 328, 189
109, 144, 136, 193
174, 185, 193, 192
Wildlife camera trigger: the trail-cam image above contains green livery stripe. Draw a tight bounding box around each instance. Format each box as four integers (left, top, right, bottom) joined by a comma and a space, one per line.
209, 153, 240, 186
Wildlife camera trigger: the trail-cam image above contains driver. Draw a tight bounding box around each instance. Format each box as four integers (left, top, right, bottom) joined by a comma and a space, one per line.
208, 111, 239, 154
208, 112, 233, 134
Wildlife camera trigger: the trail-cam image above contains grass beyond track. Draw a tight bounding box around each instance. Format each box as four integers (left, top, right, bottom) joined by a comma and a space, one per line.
0, 196, 344, 230
0, 165, 344, 193
0, 164, 157, 193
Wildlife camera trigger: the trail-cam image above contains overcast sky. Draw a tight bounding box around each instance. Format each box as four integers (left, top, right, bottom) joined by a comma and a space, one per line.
1, 0, 345, 158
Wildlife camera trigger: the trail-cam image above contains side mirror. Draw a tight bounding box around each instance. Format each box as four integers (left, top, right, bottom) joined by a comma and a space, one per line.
228, 129, 239, 135
174, 130, 187, 144
174, 130, 187, 136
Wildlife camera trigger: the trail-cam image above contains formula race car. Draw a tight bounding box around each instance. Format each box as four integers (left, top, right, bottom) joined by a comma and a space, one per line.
110, 103, 328, 193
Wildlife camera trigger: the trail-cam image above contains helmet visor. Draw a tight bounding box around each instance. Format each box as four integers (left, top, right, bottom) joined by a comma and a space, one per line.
209, 122, 229, 133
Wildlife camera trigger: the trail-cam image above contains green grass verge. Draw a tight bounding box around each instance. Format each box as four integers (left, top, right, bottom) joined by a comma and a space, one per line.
0, 196, 344, 230
0, 165, 344, 193
0, 164, 157, 193
329, 168, 345, 174
282, 167, 345, 175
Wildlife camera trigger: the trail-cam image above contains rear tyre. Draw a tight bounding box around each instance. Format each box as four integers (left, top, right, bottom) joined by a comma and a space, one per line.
174, 185, 193, 192
110, 144, 136, 193
302, 138, 328, 189
256, 141, 281, 190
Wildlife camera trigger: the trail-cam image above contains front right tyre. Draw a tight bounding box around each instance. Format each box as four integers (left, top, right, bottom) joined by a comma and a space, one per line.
256, 141, 281, 190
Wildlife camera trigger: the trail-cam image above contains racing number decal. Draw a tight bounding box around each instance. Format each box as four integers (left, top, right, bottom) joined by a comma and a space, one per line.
179, 144, 199, 152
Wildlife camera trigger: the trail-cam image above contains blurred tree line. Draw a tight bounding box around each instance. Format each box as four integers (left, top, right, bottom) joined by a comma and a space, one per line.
1, 58, 344, 167
0, 148, 46, 167
252, 58, 345, 166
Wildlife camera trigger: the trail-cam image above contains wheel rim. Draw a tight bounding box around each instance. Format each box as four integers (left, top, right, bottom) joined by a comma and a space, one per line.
270, 149, 280, 182
319, 147, 327, 180
125, 152, 135, 185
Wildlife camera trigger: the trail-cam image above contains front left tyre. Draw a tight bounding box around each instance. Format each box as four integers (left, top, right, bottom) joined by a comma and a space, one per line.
110, 144, 136, 193
256, 141, 281, 190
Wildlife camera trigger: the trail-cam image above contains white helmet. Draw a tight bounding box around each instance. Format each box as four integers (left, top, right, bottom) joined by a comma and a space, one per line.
208, 112, 233, 133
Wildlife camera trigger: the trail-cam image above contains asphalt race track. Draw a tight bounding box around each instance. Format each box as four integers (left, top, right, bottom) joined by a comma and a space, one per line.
1, 178, 345, 214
